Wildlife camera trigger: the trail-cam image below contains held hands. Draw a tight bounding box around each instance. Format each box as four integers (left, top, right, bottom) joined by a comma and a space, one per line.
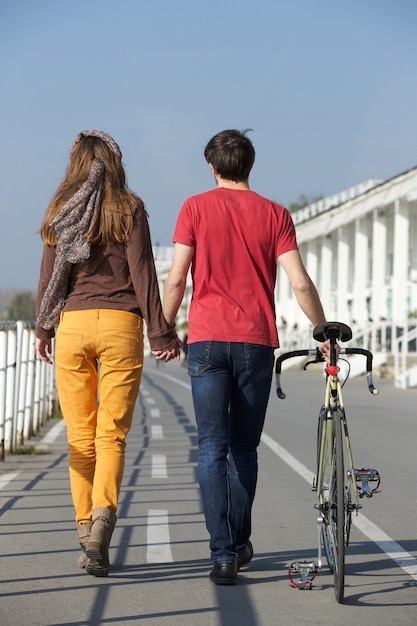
36, 338, 53, 365
152, 337, 183, 363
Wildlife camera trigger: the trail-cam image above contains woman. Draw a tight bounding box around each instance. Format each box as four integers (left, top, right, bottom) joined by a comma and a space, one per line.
36, 130, 180, 577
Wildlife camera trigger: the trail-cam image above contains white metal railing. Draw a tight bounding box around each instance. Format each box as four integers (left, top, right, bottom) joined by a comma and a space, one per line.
394, 325, 417, 389
277, 319, 417, 389
0, 321, 56, 459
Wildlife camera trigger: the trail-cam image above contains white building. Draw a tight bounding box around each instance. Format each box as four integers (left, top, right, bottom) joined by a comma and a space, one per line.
281, 166, 417, 328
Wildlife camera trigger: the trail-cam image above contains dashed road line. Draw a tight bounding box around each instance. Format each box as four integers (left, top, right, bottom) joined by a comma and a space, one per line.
147, 509, 173, 563
152, 454, 167, 478
0, 472, 20, 490
151, 424, 164, 439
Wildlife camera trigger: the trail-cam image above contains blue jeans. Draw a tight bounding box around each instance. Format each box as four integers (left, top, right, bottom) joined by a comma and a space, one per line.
188, 341, 274, 562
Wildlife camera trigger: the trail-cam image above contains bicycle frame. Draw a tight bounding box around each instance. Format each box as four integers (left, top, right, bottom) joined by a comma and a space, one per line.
315, 370, 358, 571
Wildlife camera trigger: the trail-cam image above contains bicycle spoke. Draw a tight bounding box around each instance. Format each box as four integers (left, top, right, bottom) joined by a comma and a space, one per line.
332, 410, 345, 602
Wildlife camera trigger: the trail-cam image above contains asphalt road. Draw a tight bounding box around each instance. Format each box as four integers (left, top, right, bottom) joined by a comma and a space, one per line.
0, 356, 416, 626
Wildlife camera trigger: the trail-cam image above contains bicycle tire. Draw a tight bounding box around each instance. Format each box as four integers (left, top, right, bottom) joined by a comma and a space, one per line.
317, 410, 333, 569
319, 408, 345, 603
341, 407, 354, 549
317, 408, 333, 569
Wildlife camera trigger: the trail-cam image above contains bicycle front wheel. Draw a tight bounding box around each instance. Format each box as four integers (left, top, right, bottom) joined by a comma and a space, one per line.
319, 408, 345, 603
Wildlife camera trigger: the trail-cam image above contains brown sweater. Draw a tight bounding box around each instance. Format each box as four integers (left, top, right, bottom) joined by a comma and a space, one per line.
36, 208, 177, 352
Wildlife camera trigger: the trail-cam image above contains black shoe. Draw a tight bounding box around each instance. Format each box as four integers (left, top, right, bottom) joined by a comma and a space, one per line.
237, 541, 253, 570
210, 562, 238, 585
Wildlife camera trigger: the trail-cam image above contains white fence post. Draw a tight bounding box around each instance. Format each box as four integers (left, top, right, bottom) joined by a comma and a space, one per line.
15, 321, 27, 446
23, 325, 36, 441
0, 326, 7, 460
5, 325, 17, 453
0, 321, 56, 457
33, 357, 42, 433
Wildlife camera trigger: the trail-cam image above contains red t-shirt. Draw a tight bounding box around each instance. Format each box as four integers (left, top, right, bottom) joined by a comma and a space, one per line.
173, 187, 298, 348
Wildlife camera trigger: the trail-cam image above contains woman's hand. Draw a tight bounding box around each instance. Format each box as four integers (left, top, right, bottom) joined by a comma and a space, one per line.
36, 338, 53, 365
152, 338, 183, 363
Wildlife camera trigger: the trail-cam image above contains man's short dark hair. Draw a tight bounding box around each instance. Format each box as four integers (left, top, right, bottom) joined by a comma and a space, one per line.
204, 129, 255, 182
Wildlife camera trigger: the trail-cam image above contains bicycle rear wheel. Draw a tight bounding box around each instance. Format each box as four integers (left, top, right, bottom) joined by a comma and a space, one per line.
318, 408, 345, 603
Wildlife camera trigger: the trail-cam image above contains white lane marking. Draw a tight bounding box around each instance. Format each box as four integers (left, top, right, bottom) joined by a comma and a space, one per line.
36, 418, 66, 448
150, 369, 192, 391
146, 397, 156, 404
141, 388, 150, 395
150, 408, 161, 418
147, 509, 173, 562
151, 425, 164, 440
261, 433, 315, 485
261, 431, 417, 581
0, 472, 20, 490
0, 420, 67, 488
353, 516, 417, 579
152, 454, 167, 478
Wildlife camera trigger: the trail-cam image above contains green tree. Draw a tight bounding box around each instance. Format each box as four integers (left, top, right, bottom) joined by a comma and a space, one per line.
2, 291, 36, 321
288, 194, 323, 214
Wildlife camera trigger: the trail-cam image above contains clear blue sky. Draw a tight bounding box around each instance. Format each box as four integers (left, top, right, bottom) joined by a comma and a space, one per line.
1, 0, 416, 289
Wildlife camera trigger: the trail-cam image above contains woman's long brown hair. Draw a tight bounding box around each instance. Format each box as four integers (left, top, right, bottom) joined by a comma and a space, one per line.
39, 136, 146, 245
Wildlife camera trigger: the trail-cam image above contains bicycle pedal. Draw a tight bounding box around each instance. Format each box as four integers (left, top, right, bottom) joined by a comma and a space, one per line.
354, 468, 381, 498
354, 468, 380, 481
288, 560, 318, 590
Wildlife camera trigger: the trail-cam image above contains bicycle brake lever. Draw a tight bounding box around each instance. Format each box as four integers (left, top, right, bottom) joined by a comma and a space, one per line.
303, 359, 316, 370
303, 351, 325, 370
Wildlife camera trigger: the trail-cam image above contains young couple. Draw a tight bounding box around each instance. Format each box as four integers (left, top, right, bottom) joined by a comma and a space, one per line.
36, 128, 329, 583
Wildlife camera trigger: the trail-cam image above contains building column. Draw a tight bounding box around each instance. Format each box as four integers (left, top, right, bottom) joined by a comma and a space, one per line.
306, 240, 319, 285
320, 236, 333, 318
336, 226, 350, 323
392, 199, 409, 320
352, 217, 369, 324
276, 260, 292, 323
371, 208, 387, 320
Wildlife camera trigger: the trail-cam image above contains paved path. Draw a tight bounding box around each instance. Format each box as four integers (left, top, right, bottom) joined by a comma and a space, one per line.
1, 357, 416, 625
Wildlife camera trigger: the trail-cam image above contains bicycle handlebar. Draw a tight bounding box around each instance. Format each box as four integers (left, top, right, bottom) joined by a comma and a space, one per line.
275, 347, 379, 399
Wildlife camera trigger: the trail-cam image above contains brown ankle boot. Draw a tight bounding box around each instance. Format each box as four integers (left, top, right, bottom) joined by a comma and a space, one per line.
86, 508, 117, 577
77, 523, 92, 568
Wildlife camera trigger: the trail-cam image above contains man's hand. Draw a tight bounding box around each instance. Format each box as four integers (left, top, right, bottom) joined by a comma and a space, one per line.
318, 339, 340, 364
152, 338, 183, 363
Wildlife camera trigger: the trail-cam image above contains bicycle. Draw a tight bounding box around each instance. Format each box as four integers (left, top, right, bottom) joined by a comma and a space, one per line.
275, 321, 381, 603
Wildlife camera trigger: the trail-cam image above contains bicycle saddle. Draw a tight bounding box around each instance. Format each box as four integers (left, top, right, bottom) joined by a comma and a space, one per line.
313, 321, 352, 343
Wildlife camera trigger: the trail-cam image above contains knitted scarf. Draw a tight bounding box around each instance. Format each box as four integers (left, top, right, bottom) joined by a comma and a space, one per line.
37, 130, 121, 330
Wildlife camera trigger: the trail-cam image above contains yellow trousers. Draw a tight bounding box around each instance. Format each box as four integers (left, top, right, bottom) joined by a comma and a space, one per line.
55, 309, 143, 524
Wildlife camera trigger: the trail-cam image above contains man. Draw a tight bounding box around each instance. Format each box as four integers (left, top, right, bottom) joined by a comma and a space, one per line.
163, 129, 329, 585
